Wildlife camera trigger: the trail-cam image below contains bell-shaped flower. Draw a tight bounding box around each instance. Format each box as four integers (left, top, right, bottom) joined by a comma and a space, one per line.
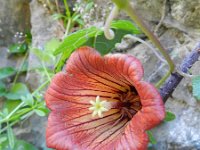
45, 46, 165, 150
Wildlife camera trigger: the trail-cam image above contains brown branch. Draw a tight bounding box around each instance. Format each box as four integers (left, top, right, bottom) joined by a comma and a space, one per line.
160, 42, 200, 102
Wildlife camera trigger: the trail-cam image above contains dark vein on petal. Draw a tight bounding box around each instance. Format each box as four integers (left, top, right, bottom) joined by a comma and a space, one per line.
89, 119, 128, 149
48, 87, 116, 103
47, 91, 90, 105
51, 82, 119, 95
48, 110, 120, 140
68, 114, 120, 135
99, 120, 128, 145
87, 53, 131, 89
60, 74, 119, 93
105, 57, 133, 86
77, 53, 127, 92
71, 58, 121, 92
83, 52, 129, 88
88, 119, 126, 147
63, 111, 120, 130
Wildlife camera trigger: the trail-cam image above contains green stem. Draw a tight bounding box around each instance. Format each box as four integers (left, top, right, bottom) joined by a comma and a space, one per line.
63, 0, 71, 18
0, 102, 25, 123
0, 81, 49, 124
112, 0, 175, 88
41, 61, 51, 81
0, 120, 18, 133
104, 5, 119, 40
12, 51, 28, 86
64, 18, 71, 38
32, 80, 50, 96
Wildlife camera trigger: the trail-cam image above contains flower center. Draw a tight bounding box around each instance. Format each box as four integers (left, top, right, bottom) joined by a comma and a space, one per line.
117, 87, 142, 120
89, 86, 141, 120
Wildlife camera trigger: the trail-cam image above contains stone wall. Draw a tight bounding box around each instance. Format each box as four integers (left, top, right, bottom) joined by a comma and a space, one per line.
1, 0, 200, 149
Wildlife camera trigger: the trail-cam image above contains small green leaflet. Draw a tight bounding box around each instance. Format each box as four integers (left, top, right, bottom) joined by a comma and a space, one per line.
54, 20, 141, 72
192, 75, 200, 100
7, 123, 15, 149
164, 111, 176, 122
1, 136, 38, 150
3, 100, 21, 113
111, 20, 141, 34
0, 81, 6, 96
54, 27, 101, 55
0, 67, 16, 79
147, 130, 157, 144
5, 83, 30, 100
9, 43, 28, 54
34, 108, 48, 117
45, 38, 61, 52
54, 27, 102, 72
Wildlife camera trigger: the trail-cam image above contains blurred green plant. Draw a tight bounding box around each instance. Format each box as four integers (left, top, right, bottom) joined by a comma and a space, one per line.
0, 32, 58, 149
54, 20, 141, 72
164, 111, 176, 122
52, 0, 94, 37
8, 32, 32, 54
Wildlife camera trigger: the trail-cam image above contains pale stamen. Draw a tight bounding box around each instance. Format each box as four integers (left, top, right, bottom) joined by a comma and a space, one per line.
89, 96, 111, 118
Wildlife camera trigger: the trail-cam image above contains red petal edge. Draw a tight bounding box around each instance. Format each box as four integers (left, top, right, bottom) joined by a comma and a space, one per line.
134, 81, 165, 130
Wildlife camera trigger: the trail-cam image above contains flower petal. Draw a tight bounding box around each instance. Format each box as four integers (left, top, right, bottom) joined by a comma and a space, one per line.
46, 110, 148, 150
114, 119, 148, 150
134, 81, 165, 130
66, 46, 143, 91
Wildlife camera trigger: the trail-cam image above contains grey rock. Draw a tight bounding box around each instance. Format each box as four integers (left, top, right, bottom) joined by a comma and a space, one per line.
0, 0, 31, 46
171, 0, 200, 29
27, 0, 64, 90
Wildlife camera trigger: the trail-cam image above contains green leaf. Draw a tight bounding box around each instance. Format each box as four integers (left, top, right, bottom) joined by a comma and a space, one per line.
20, 60, 28, 72
3, 100, 21, 113
0, 67, 16, 79
21, 93, 34, 106
192, 75, 200, 100
34, 109, 46, 117
52, 13, 65, 20
14, 140, 38, 150
5, 83, 30, 100
93, 29, 131, 55
31, 48, 55, 63
72, 14, 81, 22
9, 43, 28, 54
9, 108, 31, 121
164, 111, 176, 122
54, 20, 142, 72
54, 49, 74, 73
0, 81, 6, 96
31, 39, 59, 64
147, 131, 157, 144
54, 27, 101, 55
1, 138, 38, 150
88, 20, 141, 55
0, 134, 7, 150
85, 1, 94, 11
7, 123, 15, 149
0, 134, 7, 143
111, 20, 141, 34
44, 38, 61, 52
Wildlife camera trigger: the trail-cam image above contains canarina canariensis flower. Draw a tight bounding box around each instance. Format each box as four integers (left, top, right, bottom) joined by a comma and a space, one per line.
45, 46, 165, 150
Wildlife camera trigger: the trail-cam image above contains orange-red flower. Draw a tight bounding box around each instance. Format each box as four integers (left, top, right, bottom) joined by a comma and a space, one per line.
45, 46, 165, 150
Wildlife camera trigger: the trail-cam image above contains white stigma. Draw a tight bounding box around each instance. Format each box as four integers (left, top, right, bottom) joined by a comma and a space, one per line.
89, 96, 111, 118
